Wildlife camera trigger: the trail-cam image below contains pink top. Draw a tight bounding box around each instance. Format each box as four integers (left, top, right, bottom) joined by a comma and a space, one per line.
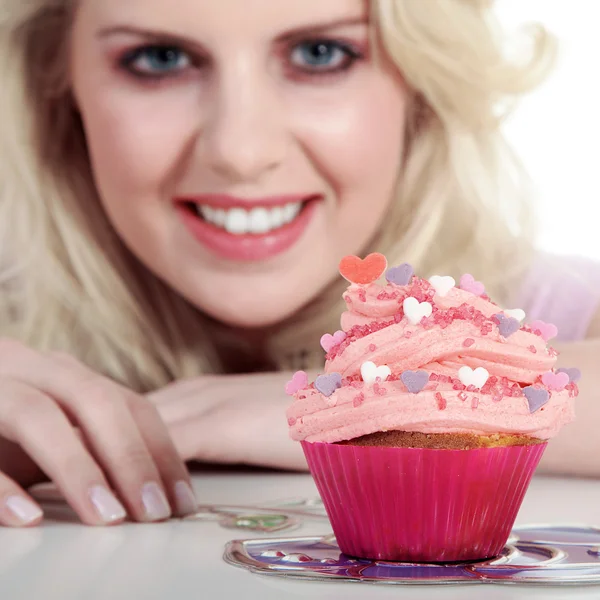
512, 253, 600, 342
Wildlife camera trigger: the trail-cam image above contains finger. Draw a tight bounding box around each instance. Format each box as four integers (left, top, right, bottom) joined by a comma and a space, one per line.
126, 395, 198, 516
0, 344, 175, 522
0, 378, 127, 526
0, 471, 43, 528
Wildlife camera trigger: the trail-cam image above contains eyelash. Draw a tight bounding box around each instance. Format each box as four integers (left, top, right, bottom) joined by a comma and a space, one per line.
118, 39, 365, 82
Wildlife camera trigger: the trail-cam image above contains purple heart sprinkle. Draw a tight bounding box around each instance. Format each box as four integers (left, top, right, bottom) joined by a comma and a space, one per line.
523, 386, 550, 413
400, 370, 429, 394
557, 367, 581, 383
385, 263, 414, 287
315, 373, 342, 397
494, 314, 520, 338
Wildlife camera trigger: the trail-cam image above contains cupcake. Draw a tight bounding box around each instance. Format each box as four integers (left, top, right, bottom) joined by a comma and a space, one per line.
285, 254, 578, 563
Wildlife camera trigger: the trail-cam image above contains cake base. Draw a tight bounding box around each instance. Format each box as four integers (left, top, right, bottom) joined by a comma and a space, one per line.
337, 430, 543, 449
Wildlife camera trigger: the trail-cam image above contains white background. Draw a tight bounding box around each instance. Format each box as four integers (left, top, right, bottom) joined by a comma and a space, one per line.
497, 1, 599, 259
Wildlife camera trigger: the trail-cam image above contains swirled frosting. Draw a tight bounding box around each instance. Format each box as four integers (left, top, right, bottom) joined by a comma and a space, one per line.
287, 269, 577, 443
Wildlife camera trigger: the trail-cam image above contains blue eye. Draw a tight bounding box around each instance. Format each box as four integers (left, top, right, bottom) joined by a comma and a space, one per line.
290, 40, 360, 72
122, 45, 191, 76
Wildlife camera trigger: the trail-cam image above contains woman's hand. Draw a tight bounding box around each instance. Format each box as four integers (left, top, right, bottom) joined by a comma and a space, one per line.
148, 372, 309, 472
0, 339, 197, 527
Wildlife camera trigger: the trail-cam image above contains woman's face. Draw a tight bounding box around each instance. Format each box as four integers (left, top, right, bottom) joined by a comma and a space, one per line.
70, 0, 409, 327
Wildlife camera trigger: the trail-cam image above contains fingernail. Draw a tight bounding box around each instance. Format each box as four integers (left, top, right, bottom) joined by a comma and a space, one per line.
141, 482, 171, 521
89, 485, 127, 523
6, 496, 43, 524
174, 481, 198, 516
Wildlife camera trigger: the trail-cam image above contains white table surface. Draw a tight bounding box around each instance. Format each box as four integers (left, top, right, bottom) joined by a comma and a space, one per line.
1, 468, 599, 600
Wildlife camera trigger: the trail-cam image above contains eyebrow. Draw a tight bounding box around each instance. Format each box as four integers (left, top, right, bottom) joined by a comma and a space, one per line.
95, 15, 368, 43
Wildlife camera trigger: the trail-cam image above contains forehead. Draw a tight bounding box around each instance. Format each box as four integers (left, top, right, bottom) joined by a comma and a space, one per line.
75, 0, 368, 37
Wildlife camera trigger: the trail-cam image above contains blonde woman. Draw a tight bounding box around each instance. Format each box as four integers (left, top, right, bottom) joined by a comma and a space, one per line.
0, 0, 597, 528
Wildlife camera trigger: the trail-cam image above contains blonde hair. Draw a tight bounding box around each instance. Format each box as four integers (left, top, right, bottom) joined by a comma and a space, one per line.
0, 0, 555, 390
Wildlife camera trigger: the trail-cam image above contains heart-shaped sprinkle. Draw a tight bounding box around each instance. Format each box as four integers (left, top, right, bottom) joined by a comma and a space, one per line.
504, 308, 526, 322
458, 366, 490, 389
523, 386, 550, 413
541, 371, 569, 391
428, 275, 456, 297
284, 371, 308, 396
400, 370, 429, 393
320, 330, 347, 353
314, 373, 342, 397
360, 361, 391, 384
339, 253, 388, 285
493, 313, 521, 338
460, 274, 485, 296
529, 320, 558, 342
557, 367, 581, 383
403, 297, 433, 325
385, 263, 414, 286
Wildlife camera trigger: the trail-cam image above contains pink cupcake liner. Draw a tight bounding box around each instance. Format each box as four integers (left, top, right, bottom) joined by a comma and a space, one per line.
301, 440, 547, 563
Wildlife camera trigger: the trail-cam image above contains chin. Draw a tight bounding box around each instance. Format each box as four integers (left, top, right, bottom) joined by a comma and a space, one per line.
200, 298, 302, 329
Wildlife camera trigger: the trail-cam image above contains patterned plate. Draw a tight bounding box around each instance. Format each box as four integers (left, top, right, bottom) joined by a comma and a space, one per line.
224, 524, 600, 585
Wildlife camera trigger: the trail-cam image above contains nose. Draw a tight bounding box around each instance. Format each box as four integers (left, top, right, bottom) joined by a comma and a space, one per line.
199, 60, 287, 184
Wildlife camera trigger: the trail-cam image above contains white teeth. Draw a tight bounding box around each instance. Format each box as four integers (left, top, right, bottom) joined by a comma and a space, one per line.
224, 208, 249, 234
197, 201, 303, 235
248, 208, 271, 234
270, 206, 284, 229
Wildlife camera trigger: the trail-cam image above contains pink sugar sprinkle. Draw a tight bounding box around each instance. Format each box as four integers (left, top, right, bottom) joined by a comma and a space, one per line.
467, 385, 476, 392
463, 338, 475, 348
404, 330, 413, 338
471, 397, 479, 409
458, 391, 468, 401
492, 393, 503, 403
439, 375, 449, 383
369, 344, 377, 352
529, 345, 537, 354
548, 347, 558, 358
353, 393, 365, 407
358, 289, 367, 302
287, 417, 297, 426
430, 373, 439, 381
435, 392, 447, 411
376, 386, 387, 396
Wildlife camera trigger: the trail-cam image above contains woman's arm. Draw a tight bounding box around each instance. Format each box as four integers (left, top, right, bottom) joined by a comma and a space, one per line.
536, 309, 600, 478
148, 372, 309, 471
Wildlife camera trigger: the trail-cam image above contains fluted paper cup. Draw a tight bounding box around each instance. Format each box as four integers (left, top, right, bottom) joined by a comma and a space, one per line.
301, 440, 546, 563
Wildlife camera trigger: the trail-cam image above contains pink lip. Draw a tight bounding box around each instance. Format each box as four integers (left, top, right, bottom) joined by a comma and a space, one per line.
174, 194, 321, 262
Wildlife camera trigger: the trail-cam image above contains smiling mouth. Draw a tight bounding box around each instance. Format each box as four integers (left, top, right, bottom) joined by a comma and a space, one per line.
182, 197, 318, 236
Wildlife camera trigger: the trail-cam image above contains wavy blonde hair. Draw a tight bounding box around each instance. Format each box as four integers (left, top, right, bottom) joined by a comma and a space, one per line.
0, 0, 555, 390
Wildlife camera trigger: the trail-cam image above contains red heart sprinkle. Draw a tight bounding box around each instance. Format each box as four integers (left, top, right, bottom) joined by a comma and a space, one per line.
339, 253, 388, 285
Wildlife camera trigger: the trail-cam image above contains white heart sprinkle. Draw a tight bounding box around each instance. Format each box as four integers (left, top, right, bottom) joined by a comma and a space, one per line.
428, 275, 456, 297
504, 308, 526, 323
458, 366, 490, 389
403, 297, 433, 325
360, 361, 391, 384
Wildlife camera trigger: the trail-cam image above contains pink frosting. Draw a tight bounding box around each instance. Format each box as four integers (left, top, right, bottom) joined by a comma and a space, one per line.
287, 276, 577, 443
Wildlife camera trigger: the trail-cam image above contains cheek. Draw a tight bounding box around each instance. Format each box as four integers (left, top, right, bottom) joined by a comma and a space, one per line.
289, 77, 407, 223
76, 84, 200, 204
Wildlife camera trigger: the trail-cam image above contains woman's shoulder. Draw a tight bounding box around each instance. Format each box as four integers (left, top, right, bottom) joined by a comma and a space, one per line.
511, 252, 600, 342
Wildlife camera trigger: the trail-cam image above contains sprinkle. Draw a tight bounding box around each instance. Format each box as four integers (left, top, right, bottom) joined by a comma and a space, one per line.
458, 366, 490, 389
385, 263, 414, 286
463, 338, 475, 348
523, 386, 550, 413
528, 345, 537, 354
471, 397, 479, 409
428, 275, 456, 297
314, 373, 342, 397
400, 370, 429, 393
368, 344, 377, 352
458, 391, 468, 401
435, 392, 447, 410
285, 371, 308, 396
287, 417, 297, 426
541, 371, 569, 391
403, 297, 433, 325
361, 361, 391, 384
320, 330, 347, 353
339, 253, 388, 285
460, 274, 485, 296
403, 330, 413, 338
353, 393, 365, 407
